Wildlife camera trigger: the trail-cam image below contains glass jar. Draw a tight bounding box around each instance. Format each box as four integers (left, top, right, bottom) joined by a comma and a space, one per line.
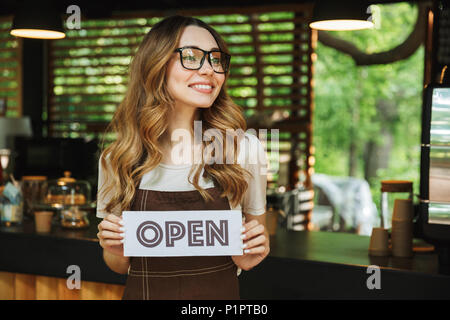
0, 182, 24, 226
42, 171, 92, 229
0, 149, 11, 181
380, 180, 413, 229
21, 176, 47, 218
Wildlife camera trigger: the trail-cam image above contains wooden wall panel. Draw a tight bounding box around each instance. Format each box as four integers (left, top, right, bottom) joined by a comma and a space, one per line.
57, 277, 81, 300
35, 275, 58, 300
80, 281, 107, 300
103, 283, 125, 300
0, 271, 125, 300
14, 273, 36, 300
0, 271, 15, 299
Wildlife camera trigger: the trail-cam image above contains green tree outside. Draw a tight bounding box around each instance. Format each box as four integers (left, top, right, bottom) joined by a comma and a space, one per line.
313, 2, 423, 217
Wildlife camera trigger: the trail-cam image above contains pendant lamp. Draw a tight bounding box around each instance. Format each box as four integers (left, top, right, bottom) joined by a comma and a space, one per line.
10, 6, 65, 39
310, 1, 374, 31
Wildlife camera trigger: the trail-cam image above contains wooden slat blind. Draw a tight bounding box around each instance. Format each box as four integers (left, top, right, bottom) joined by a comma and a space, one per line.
190, 7, 315, 189
0, 16, 22, 117
48, 4, 315, 191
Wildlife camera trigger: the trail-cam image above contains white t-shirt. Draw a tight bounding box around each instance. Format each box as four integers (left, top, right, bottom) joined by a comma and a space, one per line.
96, 132, 268, 218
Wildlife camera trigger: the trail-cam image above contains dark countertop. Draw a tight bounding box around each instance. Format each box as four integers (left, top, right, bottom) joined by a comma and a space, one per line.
268, 229, 442, 275
0, 215, 127, 285
1, 214, 450, 299
239, 230, 450, 299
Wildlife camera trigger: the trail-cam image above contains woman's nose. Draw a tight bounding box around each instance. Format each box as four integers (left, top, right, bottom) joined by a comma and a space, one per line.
198, 57, 214, 75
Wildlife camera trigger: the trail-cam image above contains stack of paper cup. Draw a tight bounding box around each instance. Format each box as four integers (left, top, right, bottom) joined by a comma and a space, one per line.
369, 227, 389, 256
391, 199, 413, 258
34, 211, 53, 233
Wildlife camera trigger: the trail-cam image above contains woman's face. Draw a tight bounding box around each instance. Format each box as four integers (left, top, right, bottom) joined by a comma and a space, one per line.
166, 25, 226, 111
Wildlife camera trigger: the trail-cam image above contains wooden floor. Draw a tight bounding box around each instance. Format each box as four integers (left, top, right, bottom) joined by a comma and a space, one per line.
0, 271, 125, 300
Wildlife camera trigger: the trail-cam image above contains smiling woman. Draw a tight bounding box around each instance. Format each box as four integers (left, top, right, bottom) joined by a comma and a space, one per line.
95, 15, 269, 300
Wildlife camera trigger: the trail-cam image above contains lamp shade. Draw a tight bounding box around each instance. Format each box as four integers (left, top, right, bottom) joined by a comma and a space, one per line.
10, 7, 65, 39
0, 117, 33, 149
310, 1, 374, 31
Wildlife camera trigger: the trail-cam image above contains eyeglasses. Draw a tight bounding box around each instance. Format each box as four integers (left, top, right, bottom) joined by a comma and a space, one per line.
174, 46, 231, 74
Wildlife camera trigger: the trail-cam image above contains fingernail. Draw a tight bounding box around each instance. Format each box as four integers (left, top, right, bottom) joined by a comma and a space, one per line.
241, 243, 248, 249
244, 249, 250, 254
240, 234, 246, 240
119, 227, 125, 232
240, 226, 246, 232
119, 220, 125, 226
120, 239, 125, 243
120, 233, 125, 238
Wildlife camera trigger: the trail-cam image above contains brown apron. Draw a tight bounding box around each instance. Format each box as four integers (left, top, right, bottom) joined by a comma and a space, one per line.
122, 185, 240, 300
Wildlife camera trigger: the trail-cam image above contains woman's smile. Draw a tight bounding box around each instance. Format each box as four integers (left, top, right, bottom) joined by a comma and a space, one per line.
189, 82, 214, 94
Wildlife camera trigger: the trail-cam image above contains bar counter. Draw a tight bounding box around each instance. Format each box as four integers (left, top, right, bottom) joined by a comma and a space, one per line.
240, 229, 450, 299
0, 216, 126, 284
1, 215, 450, 299
0, 216, 126, 299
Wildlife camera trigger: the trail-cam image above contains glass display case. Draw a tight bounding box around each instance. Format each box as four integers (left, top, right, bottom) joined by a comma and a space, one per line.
35, 171, 94, 229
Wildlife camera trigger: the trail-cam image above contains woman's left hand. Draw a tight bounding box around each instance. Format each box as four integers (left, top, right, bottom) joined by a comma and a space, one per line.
232, 218, 270, 271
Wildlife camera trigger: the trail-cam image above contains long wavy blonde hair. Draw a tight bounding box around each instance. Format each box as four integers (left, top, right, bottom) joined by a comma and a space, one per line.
99, 15, 252, 214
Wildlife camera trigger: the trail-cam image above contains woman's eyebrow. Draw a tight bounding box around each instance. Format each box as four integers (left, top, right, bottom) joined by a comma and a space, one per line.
184, 45, 220, 51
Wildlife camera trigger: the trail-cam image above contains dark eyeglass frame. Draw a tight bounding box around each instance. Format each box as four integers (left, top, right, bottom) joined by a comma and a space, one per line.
174, 46, 231, 74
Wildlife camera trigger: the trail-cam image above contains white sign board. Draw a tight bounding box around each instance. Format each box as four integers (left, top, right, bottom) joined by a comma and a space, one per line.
122, 210, 244, 257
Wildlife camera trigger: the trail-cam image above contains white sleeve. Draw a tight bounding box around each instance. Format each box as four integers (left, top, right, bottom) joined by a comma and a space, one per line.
96, 155, 121, 218
241, 133, 268, 216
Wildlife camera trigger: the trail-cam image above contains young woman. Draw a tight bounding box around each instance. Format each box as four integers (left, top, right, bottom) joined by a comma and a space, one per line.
96, 15, 269, 300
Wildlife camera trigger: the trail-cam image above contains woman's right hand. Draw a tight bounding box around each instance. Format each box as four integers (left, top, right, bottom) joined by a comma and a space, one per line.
97, 214, 125, 257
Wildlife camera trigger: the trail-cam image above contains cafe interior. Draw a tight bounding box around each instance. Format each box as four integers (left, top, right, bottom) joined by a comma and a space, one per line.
0, 0, 449, 300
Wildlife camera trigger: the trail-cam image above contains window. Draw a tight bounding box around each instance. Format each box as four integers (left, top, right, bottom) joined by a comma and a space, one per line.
0, 16, 22, 117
